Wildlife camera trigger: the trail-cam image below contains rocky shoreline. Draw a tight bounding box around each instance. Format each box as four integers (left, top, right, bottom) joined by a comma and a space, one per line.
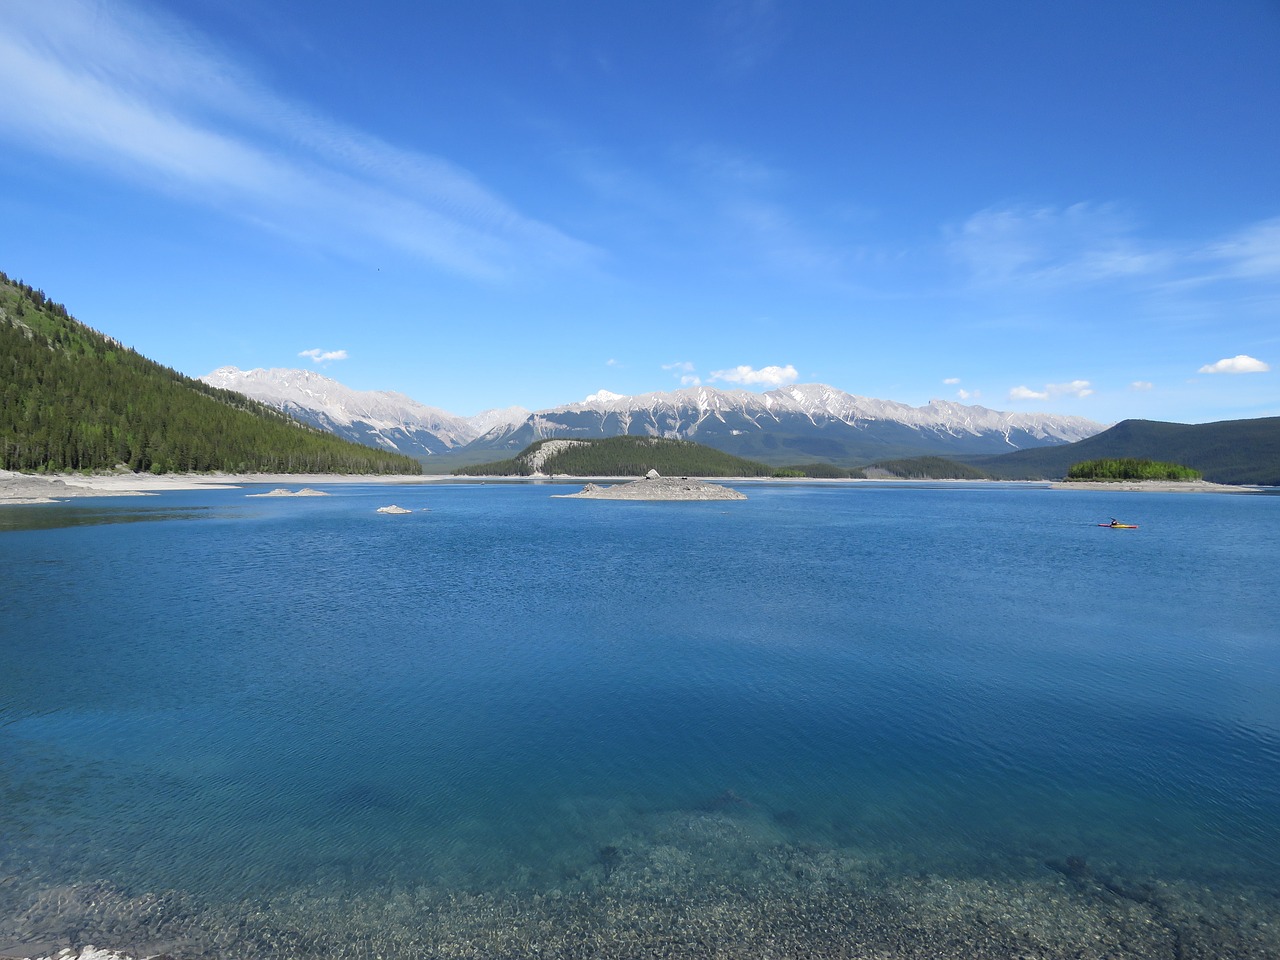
0, 471, 438, 506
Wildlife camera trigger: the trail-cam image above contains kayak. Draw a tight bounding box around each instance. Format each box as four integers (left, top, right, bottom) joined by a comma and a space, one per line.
1098, 523, 1139, 529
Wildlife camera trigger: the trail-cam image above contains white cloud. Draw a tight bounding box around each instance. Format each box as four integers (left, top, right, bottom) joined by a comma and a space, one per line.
709, 363, 799, 386
1009, 379, 1092, 403
662, 361, 702, 386
1198, 355, 1271, 374
957, 388, 980, 400
1009, 385, 1049, 402
299, 348, 348, 363
606, 358, 619, 367
1046, 379, 1094, 398
943, 377, 961, 385
1131, 381, 1154, 390
0, 2, 593, 279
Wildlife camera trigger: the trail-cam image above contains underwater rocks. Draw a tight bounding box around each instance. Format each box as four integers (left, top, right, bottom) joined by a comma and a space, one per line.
4, 821, 1278, 960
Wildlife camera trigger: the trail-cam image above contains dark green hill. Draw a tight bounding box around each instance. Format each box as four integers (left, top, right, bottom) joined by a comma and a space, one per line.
454, 436, 776, 477
964, 417, 1280, 485
0, 271, 421, 475
868, 456, 992, 480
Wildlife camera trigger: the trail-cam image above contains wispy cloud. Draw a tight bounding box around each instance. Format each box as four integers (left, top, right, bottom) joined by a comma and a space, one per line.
949, 203, 1170, 288
1131, 381, 1154, 390
709, 363, 798, 387
711, 0, 782, 75
943, 377, 961, 385
1198, 355, 1270, 374
685, 143, 781, 188
950, 203, 1280, 294
299, 348, 348, 364
0, 2, 594, 279
1200, 219, 1280, 281
725, 199, 851, 278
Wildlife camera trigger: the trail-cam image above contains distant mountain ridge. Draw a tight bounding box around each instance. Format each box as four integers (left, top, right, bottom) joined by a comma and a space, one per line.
206, 367, 1107, 466
966, 417, 1280, 486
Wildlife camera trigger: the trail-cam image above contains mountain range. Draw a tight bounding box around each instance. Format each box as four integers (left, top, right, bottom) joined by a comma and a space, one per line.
202, 366, 1106, 467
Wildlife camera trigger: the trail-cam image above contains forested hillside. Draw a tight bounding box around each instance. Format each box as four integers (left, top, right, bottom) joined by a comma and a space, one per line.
0, 272, 421, 475
964, 418, 1280, 485
868, 456, 992, 480
455, 436, 776, 477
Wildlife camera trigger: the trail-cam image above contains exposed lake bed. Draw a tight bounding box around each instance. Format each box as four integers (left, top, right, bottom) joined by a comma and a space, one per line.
2, 482, 1277, 958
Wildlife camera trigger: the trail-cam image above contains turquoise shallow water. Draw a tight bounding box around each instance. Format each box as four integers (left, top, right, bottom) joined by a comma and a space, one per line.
2, 481, 1278, 958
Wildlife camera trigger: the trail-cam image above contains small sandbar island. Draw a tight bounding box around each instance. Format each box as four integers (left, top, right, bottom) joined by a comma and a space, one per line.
1050, 479, 1250, 493
557, 471, 747, 501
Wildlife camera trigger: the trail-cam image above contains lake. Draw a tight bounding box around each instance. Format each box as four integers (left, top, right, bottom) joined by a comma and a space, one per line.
2, 481, 1278, 959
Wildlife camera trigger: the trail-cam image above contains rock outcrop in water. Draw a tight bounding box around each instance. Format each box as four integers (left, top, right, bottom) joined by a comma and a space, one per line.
558, 473, 746, 501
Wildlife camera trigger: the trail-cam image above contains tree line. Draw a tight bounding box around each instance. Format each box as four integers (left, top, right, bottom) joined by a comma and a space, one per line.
1065, 458, 1201, 481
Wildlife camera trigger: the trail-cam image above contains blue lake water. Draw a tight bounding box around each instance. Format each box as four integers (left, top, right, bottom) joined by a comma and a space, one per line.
2, 481, 1278, 958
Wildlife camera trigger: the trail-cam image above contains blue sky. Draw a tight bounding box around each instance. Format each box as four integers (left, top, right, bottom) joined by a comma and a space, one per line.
1, 1, 1277, 423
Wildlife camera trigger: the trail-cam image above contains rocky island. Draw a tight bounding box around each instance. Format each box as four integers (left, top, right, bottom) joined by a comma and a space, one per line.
558, 470, 747, 501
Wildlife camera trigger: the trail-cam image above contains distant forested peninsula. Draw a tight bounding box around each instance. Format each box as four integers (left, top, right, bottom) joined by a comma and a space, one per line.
454, 436, 778, 477
0, 272, 421, 475
455, 437, 1004, 482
